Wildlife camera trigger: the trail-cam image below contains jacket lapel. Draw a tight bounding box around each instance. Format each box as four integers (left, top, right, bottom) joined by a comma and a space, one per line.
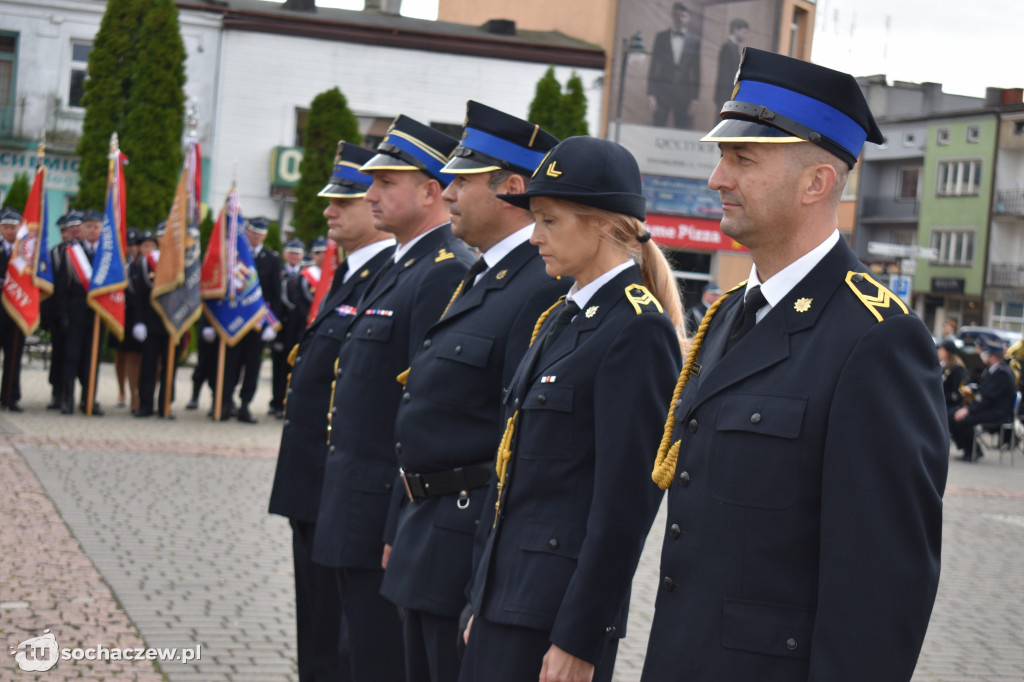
356, 225, 450, 314
433, 241, 536, 329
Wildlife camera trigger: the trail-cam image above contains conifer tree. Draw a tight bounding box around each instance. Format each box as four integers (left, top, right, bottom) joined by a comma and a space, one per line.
2, 173, 30, 211
75, 0, 143, 211
528, 67, 564, 136
558, 72, 589, 138
120, 0, 186, 229
292, 87, 362, 245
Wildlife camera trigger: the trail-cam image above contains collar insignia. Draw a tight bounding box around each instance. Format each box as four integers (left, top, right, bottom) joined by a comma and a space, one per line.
360, 268, 369, 278
404, 258, 416, 267
794, 297, 812, 313
585, 305, 599, 318
496, 269, 508, 280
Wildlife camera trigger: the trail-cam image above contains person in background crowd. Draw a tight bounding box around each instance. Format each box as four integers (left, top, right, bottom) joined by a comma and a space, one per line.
714, 18, 748, 109
0, 208, 25, 411
938, 338, 966, 417
951, 334, 1016, 461
114, 227, 144, 411
647, 2, 702, 129
683, 281, 720, 336
270, 238, 304, 418
44, 210, 83, 411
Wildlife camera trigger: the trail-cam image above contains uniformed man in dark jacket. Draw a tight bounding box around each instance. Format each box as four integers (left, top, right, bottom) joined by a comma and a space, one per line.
270, 238, 304, 418
951, 333, 1017, 460
643, 49, 948, 681
311, 116, 473, 681
221, 216, 280, 423
44, 211, 82, 410
269, 142, 395, 682
380, 102, 563, 682
54, 209, 106, 415
130, 229, 173, 417
0, 208, 25, 411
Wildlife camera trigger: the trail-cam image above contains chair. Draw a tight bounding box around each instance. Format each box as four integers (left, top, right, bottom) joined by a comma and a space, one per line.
972, 391, 1022, 465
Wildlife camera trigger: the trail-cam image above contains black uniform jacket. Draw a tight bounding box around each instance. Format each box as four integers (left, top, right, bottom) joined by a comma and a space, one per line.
129, 258, 165, 337
268, 246, 395, 523
468, 265, 682, 664
941, 363, 966, 411
968, 361, 1016, 424
254, 246, 282, 311
641, 239, 948, 682
381, 240, 569, 617
312, 225, 473, 569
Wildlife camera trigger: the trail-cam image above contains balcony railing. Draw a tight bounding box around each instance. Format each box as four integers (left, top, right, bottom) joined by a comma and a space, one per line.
994, 189, 1024, 216
859, 196, 919, 220
988, 263, 1024, 288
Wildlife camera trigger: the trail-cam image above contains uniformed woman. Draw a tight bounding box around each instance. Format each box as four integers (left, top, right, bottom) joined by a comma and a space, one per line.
938, 338, 966, 417
458, 136, 684, 682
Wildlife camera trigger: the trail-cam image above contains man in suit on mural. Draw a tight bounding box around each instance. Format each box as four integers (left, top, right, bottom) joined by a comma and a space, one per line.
647, 2, 702, 129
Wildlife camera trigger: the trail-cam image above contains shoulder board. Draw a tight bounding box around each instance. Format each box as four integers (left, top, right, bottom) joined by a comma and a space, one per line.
624, 284, 665, 315
844, 271, 909, 322
434, 248, 455, 263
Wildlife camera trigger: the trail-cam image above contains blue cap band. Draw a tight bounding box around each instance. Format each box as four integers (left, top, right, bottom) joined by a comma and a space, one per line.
461, 127, 548, 173
331, 162, 373, 188
735, 80, 868, 160
386, 133, 447, 181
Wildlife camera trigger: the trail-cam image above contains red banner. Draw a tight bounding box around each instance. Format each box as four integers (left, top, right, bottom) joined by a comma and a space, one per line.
307, 239, 337, 326
646, 214, 747, 253
2, 163, 46, 335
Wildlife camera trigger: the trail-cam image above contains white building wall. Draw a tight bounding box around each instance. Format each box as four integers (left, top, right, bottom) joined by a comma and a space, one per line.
212, 29, 603, 226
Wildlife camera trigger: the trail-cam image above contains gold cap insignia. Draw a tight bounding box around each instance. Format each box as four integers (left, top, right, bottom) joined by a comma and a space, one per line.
496, 269, 508, 280
545, 161, 563, 178
794, 298, 812, 313
585, 306, 599, 318
360, 268, 369, 278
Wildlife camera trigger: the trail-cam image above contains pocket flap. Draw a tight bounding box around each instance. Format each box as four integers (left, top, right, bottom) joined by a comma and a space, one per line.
521, 384, 574, 413
716, 393, 807, 439
722, 599, 814, 660
354, 316, 393, 343
434, 332, 493, 368
518, 522, 586, 558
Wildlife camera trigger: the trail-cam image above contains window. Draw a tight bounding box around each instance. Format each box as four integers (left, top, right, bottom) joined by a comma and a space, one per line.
936, 127, 950, 145
1014, 121, 1024, 136
936, 159, 982, 196
898, 167, 920, 200
991, 301, 1024, 333
294, 107, 309, 146
966, 125, 980, 143
0, 32, 16, 136
68, 41, 92, 108
902, 131, 917, 146
930, 229, 975, 266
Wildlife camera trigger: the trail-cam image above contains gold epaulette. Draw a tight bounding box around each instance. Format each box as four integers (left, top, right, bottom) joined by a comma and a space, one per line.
844, 271, 908, 322
625, 284, 664, 315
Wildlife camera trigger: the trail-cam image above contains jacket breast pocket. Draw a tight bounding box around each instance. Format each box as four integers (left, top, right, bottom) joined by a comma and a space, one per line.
352, 316, 393, 343
428, 333, 495, 407
709, 393, 807, 510
518, 384, 575, 461
319, 321, 348, 341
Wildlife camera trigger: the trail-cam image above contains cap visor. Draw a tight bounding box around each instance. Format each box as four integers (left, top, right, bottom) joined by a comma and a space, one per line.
359, 152, 421, 173
701, 118, 806, 144
440, 155, 502, 175
318, 183, 368, 199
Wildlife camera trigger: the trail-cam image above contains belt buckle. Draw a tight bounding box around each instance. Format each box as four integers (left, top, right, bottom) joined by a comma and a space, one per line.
399, 468, 415, 502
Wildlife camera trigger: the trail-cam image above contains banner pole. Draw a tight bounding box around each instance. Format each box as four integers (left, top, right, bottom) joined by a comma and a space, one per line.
163, 335, 175, 417
213, 338, 225, 420
85, 312, 100, 417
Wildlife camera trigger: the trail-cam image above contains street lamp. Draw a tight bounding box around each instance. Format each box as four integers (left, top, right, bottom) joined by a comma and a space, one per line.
615, 30, 647, 142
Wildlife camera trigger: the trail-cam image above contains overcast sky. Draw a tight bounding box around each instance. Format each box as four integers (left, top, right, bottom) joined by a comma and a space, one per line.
315, 0, 1019, 98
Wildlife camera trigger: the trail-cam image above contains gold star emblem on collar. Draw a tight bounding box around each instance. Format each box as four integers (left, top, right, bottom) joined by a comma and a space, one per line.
585, 306, 599, 318
794, 297, 812, 313
496, 269, 508, 280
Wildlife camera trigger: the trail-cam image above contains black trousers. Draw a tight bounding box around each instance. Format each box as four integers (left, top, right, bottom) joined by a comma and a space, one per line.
458, 618, 618, 682
403, 609, 460, 682
270, 345, 289, 411
1, 325, 24, 406
290, 519, 351, 682
138, 332, 173, 414
49, 325, 66, 395
333, 566, 405, 681
64, 317, 103, 404
223, 330, 263, 406
191, 335, 216, 398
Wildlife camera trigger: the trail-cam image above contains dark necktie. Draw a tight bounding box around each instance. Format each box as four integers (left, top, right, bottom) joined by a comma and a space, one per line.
725, 286, 767, 353
325, 260, 348, 302
539, 300, 580, 357
458, 257, 488, 298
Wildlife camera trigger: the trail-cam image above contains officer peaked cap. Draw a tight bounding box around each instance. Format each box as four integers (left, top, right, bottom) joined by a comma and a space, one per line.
319, 142, 375, 199
442, 101, 559, 177
360, 115, 459, 187
703, 47, 883, 167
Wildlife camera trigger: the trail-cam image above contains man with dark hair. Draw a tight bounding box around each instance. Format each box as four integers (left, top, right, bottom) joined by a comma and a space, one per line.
643, 49, 947, 681
647, 2, 702, 129
714, 17, 749, 108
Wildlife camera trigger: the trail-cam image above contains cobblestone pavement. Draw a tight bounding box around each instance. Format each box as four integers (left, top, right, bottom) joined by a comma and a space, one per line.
3, 361, 1024, 680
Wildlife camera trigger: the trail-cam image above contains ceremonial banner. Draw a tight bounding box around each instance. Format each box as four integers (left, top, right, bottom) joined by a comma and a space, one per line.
307, 239, 338, 326
1, 147, 49, 335
86, 144, 129, 341
152, 139, 203, 340
202, 190, 266, 346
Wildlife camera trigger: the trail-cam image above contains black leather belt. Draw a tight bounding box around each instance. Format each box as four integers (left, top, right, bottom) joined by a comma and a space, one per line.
400, 462, 492, 502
